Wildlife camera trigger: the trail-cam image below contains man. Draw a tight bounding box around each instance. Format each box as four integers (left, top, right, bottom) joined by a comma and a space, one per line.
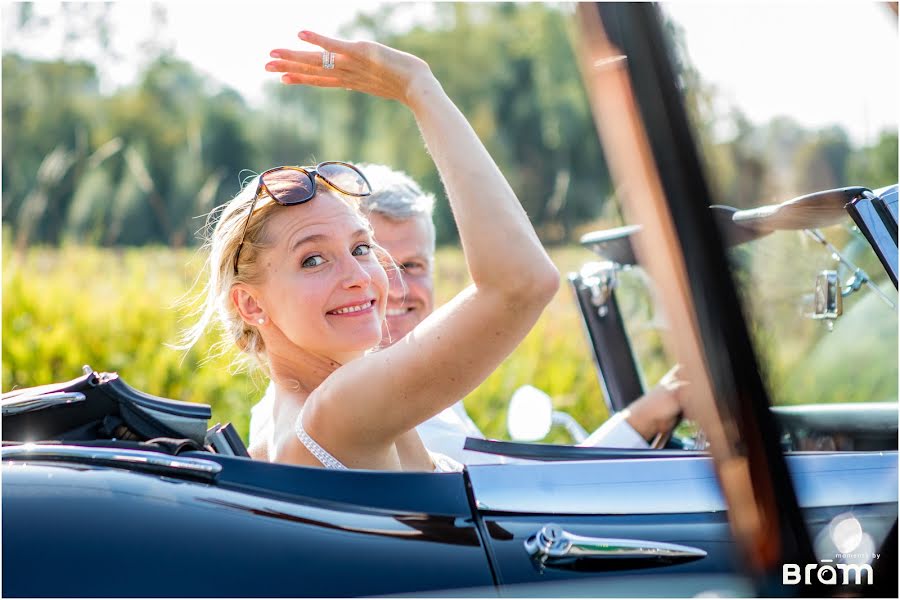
249, 164, 683, 462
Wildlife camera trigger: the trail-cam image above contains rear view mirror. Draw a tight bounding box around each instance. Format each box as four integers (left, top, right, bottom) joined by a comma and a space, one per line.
507, 386, 589, 443
813, 270, 843, 320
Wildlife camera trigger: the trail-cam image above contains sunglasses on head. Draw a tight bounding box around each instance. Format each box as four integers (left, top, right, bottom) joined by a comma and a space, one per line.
233, 162, 372, 275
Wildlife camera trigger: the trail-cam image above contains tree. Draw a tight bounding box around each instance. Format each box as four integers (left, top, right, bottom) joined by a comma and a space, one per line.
2, 54, 100, 244
331, 3, 612, 244
793, 125, 852, 193
846, 131, 899, 189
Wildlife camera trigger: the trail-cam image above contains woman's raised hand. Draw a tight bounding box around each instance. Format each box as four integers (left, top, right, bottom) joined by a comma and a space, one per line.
266, 31, 434, 106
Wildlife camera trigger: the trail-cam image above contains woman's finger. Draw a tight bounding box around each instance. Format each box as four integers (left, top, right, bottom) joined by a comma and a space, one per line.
298, 30, 355, 54
280, 73, 345, 88
269, 49, 325, 67
267, 59, 341, 77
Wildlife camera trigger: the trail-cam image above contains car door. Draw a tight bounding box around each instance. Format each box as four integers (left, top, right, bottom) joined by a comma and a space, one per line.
3, 449, 495, 597
464, 448, 895, 594
467, 455, 736, 591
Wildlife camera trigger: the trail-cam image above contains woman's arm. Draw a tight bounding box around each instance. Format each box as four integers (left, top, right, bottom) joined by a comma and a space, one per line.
268, 32, 559, 454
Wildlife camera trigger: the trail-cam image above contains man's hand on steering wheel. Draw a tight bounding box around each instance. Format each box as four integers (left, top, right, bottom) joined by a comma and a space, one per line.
625, 364, 689, 447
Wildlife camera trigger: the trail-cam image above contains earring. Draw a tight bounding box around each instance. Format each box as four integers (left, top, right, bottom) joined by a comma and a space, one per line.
257, 317, 266, 325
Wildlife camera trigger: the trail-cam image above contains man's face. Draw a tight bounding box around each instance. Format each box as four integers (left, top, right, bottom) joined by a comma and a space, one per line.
369, 213, 435, 346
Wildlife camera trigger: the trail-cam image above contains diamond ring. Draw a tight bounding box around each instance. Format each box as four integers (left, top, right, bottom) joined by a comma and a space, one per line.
322, 51, 335, 70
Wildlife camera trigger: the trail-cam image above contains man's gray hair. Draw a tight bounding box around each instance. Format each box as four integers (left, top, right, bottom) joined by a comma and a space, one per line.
357, 163, 436, 252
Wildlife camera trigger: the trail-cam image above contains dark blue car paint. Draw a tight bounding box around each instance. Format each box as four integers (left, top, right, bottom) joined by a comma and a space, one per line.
2, 460, 494, 597
5, 447, 896, 597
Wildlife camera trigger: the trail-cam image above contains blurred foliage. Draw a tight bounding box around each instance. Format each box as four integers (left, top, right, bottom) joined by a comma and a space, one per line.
4, 3, 896, 246
2, 3, 610, 248
1, 243, 260, 438
2, 242, 615, 443
4, 3, 895, 248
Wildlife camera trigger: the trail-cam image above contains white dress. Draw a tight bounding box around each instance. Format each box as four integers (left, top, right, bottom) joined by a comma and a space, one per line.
293, 407, 463, 473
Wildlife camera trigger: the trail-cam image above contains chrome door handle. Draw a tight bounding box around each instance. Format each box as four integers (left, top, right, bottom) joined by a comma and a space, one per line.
524, 523, 707, 565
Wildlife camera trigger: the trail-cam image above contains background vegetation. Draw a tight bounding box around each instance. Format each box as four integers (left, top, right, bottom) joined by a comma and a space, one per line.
2, 242, 619, 441
3, 3, 897, 443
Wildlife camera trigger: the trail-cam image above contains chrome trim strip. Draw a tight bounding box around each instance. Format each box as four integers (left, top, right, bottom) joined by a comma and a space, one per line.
1, 392, 86, 416
468, 453, 897, 514
524, 524, 707, 562
2, 444, 222, 479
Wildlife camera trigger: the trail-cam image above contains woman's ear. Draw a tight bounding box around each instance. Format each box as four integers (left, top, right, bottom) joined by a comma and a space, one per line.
231, 284, 266, 326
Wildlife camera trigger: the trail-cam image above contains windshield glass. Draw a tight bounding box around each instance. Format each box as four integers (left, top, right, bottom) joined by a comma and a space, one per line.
659, 0, 899, 411
731, 220, 897, 406
593, 215, 899, 411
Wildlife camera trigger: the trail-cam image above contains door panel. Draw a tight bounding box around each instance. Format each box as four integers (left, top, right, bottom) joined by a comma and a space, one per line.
468, 453, 897, 587
482, 513, 735, 586
3, 461, 495, 597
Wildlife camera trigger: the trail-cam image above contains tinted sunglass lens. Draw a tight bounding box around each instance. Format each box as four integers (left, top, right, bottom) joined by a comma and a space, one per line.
262, 169, 315, 205
318, 163, 371, 196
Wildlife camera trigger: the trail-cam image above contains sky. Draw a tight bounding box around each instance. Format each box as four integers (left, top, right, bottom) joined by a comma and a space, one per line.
663, 2, 898, 146
2, 1, 897, 146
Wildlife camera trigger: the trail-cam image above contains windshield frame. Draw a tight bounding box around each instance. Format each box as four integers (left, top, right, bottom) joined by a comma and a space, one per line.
848, 186, 899, 287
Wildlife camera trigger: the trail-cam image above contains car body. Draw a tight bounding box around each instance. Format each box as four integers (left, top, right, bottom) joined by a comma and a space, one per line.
3, 3, 896, 598
3, 364, 896, 597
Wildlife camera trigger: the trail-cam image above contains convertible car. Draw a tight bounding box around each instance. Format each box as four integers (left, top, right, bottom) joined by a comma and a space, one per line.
3, 3, 896, 598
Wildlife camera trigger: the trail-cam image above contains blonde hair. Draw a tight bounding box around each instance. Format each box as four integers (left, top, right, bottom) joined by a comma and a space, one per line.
177, 172, 391, 373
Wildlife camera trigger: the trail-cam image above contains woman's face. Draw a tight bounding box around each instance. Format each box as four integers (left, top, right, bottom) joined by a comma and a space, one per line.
253, 190, 388, 363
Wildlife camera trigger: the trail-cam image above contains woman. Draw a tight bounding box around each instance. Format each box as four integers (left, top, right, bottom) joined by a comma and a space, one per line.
186, 31, 559, 471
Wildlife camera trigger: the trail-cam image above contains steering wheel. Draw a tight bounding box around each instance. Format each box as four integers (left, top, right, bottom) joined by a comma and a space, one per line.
648, 408, 686, 448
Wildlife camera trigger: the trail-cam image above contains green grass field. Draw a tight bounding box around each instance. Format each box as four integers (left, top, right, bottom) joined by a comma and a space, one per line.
4, 239, 895, 444
3, 244, 637, 443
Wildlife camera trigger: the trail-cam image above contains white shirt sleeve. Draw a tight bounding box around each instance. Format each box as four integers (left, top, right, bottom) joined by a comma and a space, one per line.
415, 402, 508, 464
579, 410, 650, 449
